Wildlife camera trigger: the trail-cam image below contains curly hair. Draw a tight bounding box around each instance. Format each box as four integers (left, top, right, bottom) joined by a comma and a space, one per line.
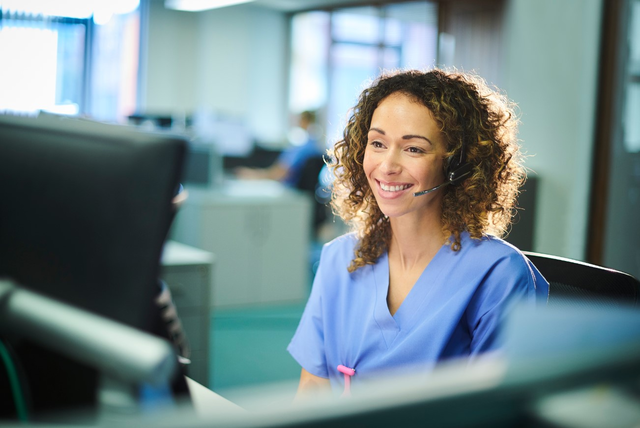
329, 68, 524, 272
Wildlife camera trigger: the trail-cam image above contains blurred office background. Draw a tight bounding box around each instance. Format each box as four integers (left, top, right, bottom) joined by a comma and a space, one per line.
1, 0, 639, 405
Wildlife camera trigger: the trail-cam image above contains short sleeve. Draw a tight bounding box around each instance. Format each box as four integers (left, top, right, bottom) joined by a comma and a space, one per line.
466, 252, 547, 357
287, 247, 329, 378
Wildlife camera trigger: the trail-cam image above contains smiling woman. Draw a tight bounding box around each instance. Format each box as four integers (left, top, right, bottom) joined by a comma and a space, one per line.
287, 68, 549, 399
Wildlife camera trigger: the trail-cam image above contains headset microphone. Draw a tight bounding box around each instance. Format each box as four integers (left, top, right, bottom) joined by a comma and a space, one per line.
413, 181, 451, 197
413, 163, 473, 197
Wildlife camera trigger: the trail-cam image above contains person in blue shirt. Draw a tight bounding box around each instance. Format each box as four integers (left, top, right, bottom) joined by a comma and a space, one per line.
235, 110, 324, 187
287, 69, 549, 398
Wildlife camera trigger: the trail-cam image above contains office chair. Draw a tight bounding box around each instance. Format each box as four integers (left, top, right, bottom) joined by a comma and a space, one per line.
294, 156, 329, 234
523, 252, 640, 308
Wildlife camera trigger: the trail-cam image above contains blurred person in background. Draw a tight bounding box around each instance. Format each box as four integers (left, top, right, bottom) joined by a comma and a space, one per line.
235, 110, 325, 188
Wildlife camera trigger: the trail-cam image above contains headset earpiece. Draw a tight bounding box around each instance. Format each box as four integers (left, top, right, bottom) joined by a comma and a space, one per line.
447, 161, 473, 184
415, 140, 473, 197
445, 144, 472, 185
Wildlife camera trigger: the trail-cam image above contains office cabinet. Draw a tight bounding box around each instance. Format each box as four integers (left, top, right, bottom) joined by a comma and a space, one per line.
160, 241, 214, 387
170, 180, 312, 308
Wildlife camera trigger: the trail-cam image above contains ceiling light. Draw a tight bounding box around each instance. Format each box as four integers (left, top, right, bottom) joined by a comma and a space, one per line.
164, 0, 254, 12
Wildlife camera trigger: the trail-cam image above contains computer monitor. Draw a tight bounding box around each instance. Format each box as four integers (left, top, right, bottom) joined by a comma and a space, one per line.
182, 140, 223, 189
126, 303, 640, 428
0, 113, 187, 421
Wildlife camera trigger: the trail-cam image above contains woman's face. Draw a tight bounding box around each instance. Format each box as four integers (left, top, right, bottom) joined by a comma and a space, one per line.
363, 92, 446, 220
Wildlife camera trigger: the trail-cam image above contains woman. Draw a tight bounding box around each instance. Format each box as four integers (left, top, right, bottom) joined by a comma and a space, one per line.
287, 69, 548, 397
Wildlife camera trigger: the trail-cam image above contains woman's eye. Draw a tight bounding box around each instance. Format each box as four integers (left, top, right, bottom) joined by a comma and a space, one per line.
370, 140, 384, 148
407, 146, 425, 154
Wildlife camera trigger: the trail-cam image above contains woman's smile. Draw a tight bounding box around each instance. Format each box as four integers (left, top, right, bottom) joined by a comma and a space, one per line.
376, 179, 413, 197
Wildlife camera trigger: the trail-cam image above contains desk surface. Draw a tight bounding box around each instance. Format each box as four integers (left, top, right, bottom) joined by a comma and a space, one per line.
184, 179, 310, 204
162, 240, 215, 266
186, 377, 245, 417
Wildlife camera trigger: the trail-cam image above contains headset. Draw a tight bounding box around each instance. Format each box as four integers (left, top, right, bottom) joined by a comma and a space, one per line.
413, 140, 473, 197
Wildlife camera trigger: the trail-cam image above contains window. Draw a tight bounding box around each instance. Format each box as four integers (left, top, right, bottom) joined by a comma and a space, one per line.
0, 0, 140, 122
289, 2, 439, 146
623, 0, 640, 153
598, 0, 640, 278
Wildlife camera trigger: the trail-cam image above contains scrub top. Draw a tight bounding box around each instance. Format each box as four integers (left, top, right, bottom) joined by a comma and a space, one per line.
287, 232, 549, 392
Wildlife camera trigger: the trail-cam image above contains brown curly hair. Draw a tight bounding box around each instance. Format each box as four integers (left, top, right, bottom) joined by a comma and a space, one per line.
329, 68, 524, 272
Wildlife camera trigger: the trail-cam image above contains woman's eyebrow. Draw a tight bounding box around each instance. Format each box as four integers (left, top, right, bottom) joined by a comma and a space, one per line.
369, 128, 433, 145
403, 134, 432, 145
368, 127, 385, 135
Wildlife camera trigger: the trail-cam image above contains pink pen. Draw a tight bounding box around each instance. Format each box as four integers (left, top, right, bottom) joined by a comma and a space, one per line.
337, 365, 355, 397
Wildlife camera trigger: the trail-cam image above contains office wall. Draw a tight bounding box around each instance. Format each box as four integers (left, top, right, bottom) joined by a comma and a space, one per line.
502, 0, 602, 260
195, 4, 288, 143
144, 2, 199, 114
143, 1, 288, 143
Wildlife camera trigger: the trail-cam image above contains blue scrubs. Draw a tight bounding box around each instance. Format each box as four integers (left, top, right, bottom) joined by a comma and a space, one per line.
287, 232, 548, 392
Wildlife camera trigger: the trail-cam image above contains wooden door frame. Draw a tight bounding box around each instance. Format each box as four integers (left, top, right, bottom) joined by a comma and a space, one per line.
587, 0, 629, 264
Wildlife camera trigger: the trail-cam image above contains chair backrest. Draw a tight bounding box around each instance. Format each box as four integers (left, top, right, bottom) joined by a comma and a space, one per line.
294, 155, 326, 193
294, 156, 329, 233
523, 252, 640, 308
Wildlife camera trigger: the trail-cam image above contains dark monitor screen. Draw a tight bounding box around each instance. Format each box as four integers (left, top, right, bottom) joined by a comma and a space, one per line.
0, 113, 187, 419
0, 113, 185, 329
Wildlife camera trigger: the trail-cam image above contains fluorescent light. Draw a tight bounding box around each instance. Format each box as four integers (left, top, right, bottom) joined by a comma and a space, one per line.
164, 0, 254, 12
1, 0, 139, 18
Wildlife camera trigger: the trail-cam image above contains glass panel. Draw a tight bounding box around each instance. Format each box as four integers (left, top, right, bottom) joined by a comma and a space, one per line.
385, 2, 439, 70
89, 9, 140, 122
626, 1, 640, 153
384, 18, 403, 45
382, 46, 400, 70
0, 1, 140, 119
401, 23, 438, 69
603, 0, 640, 279
289, 11, 330, 114
288, 2, 439, 149
54, 22, 86, 114
623, 83, 640, 153
332, 6, 380, 43
327, 43, 379, 143
0, 20, 76, 114
629, 0, 640, 74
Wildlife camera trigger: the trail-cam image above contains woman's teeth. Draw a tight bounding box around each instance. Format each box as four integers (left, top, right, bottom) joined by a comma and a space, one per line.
380, 183, 410, 192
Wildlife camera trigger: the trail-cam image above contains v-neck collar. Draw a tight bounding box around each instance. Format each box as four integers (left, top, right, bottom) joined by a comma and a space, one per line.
372, 242, 448, 348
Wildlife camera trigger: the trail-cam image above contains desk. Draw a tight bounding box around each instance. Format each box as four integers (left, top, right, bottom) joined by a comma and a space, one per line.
170, 179, 312, 308
185, 376, 245, 417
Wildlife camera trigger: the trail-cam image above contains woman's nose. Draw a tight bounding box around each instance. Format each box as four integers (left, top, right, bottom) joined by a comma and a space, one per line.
380, 150, 401, 174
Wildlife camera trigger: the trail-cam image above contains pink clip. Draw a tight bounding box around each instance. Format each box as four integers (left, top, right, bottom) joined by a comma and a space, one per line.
337, 365, 355, 397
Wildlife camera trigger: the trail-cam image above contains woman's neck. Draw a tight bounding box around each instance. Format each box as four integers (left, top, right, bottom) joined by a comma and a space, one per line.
385, 213, 446, 316
388, 213, 446, 272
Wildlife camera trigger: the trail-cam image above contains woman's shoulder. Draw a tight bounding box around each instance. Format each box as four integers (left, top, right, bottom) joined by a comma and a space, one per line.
321, 232, 359, 258
313, 233, 361, 287
315, 232, 367, 274
460, 233, 549, 301
461, 232, 530, 267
